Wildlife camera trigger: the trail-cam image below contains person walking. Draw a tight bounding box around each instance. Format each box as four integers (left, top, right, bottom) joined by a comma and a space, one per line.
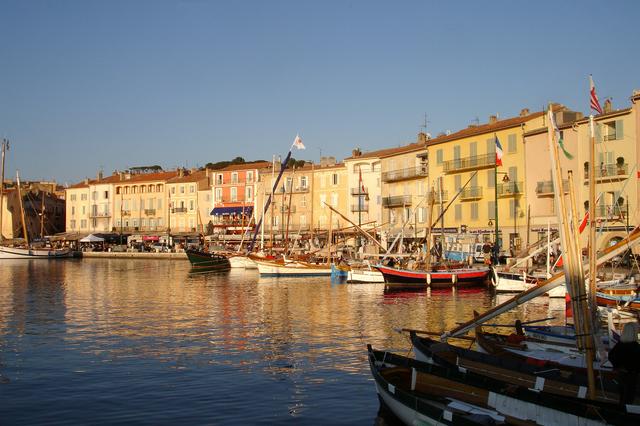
608, 322, 640, 405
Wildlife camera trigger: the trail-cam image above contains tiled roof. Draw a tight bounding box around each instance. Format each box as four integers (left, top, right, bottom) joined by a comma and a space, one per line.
345, 141, 426, 161
218, 161, 272, 171
167, 170, 208, 184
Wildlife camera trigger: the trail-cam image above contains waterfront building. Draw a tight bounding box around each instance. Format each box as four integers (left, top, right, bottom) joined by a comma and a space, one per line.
524, 90, 640, 250
377, 133, 429, 248
166, 169, 209, 234
311, 157, 348, 236
343, 148, 383, 246
210, 161, 270, 241
66, 176, 102, 233
425, 108, 548, 254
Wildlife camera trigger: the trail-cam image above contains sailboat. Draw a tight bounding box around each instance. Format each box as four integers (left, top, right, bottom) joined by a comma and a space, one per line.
0, 168, 71, 259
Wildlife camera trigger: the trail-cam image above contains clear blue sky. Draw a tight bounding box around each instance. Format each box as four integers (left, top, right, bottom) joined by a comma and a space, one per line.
1, 0, 639, 185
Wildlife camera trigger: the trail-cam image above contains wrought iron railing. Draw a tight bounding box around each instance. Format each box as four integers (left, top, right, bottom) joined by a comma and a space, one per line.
381, 166, 428, 182
442, 153, 495, 173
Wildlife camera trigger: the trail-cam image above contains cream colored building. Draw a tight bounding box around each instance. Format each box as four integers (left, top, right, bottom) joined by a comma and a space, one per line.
311, 158, 348, 234
166, 169, 209, 233
343, 149, 383, 235
66, 178, 95, 233
524, 92, 639, 250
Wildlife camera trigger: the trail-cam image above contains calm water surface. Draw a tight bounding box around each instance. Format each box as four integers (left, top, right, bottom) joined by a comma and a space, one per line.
0, 259, 563, 425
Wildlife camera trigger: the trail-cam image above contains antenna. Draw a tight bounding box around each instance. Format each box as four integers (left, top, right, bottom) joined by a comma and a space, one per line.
420, 113, 430, 133
472, 116, 480, 126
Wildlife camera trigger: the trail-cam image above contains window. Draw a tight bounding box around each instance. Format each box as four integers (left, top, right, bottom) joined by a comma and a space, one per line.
300, 215, 306, 226
141, 218, 146, 227
70, 194, 77, 201
436, 149, 443, 165
70, 219, 76, 229
331, 192, 338, 207
82, 206, 86, 215
487, 169, 495, 188
602, 120, 623, 141
454, 175, 462, 191
81, 193, 88, 200
81, 219, 87, 229
231, 187, 237, 201
469, 142, 477, 158
247, 171, 254, 183
71, 206, 75, 215
132, 186, 137, 194
486, 138, 495, 154
157, 198, 162, 210
300, 176, 308, 189
510, 199, 519, 219
171, 187, 176, 194
471, 202, 479, 220
418, 207, 426, 223
190, 200, 195, 211
332, 173, 338, 185
92, 191, 97, 200
149, 185, 153, 193
140, 199, 145, 210
140, 186, 145, 193
216, 174, 223, 185
190, 185, 195, 193
455, 204, 462, 221
180, 186, 185, 194
149, 199, 154, 209
488, 201, 496, 220
301, 195, 307, 207
245, 186, 253, 201
215, 188, 222, 202
508, 134, 517, 153
320, 194, 327, 208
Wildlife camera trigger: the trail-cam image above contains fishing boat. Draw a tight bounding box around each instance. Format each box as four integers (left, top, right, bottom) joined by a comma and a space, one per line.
596, 291, 640, 309
491, 268, 540, 293
0, 245, 72, 259
185, 248, 231, 272
368, 345, 637, 425
375, 264, 490, 289
347, 266, 384, 283
227, 254, 257, 269
254, 257, 332, 277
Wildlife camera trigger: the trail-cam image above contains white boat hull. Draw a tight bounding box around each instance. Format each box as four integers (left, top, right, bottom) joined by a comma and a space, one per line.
228, 255, 257, 269
347, 269, 384, 283
0, 246, 72, 259
255, 259, 331, 276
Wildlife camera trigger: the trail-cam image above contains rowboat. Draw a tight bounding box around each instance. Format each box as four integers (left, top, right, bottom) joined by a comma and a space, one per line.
375, 264, 490, 289
185, 249, 231, 272
347, 267, 384, 283
0, 245, 73, 259
254, 257, 332, 277
368, 345, 636, 425
227, 254, 257, 269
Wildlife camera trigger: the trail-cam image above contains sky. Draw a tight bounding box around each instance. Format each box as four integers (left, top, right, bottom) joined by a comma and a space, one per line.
1, 0, 639, 185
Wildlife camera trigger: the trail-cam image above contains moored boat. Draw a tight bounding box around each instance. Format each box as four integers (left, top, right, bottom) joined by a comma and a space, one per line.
227, 254, 257, 269
0, 245, 73, 259
254, 257, 332, 277
185, 249, 231, 272
375, 264, 489, 289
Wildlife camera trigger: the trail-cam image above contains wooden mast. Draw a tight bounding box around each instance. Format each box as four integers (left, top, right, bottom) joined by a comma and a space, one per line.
16, 171, 29, 246
424, 186, 435, 272
0, 139, 7, 243
588, 114, 598, 315
40, 191, 45, 239
327, 209, 333, 265
284, 167, 295, 254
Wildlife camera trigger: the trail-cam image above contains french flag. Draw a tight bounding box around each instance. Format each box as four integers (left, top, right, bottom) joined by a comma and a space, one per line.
495, 135, 503, 167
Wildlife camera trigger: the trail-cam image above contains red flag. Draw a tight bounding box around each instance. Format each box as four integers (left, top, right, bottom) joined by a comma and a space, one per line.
589, 75, 603, 115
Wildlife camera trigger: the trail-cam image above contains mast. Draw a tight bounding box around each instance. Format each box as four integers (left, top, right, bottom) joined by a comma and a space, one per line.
424, 186, 435, 271
284, 167, 295, 252
16, 171, 29, 246
40, 191, 45, 239
439, 176, 445, 262
327, 208, 333, 265
0, 139, 8, 243
588, 114, 598, 313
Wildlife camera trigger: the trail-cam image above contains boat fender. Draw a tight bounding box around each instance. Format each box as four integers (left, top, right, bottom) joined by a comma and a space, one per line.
452, 274, 457, 284
426, 273, 431, 285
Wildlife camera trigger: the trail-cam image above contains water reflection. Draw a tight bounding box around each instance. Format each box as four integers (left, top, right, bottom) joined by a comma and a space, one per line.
0, 259, 565, 424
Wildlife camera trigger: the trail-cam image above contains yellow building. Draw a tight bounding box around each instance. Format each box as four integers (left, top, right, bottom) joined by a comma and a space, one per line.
66, 178, 95, 233
426, 108, 547, 254
343, 149, 383, 236
166, 169, 209, 233
311, 158, 348, 235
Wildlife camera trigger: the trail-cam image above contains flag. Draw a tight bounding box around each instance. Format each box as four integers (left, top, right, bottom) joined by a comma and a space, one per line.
549, 109, 574, 159
589, 75, 603, 115
494, 135, 503, 167
293, 134, 305, 150
359, 167, 365, 192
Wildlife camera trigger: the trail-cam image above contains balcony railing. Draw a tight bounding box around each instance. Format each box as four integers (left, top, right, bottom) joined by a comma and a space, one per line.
497, 181, 523, 197
381, 166, 428, 182
382, 195, 412, 207
459, 186, 483, 201
595, 204, 628, 219
584, 163, 628, 181
280, 205, 296, 213
350, 187, 369, 196
144, 209, 156, 216
121, 210, 131, 216
536, 180, 569, 196
427, 191, 449, 203
267, 186, 310, 194
442, 153, 495, 173
89, 211, 111, 218
172, 207, 188, 213
351, 203, 369, 212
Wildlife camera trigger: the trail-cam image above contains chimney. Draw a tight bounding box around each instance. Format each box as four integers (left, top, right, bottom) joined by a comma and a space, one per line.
97, 170, 103, 181
417, 132, 428, 143
519, 108, 530, 117
489, 115, 498, 124
352, 148, 362, 157
178, 168, 184, 178
84, 178, 90, 185
604, 99, 612, 114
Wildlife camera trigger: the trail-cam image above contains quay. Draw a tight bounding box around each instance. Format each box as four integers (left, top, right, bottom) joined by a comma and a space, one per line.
81, 251, 187, 260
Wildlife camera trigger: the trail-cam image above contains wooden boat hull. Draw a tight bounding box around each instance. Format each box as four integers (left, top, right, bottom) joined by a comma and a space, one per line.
347, 268, 384, 283
596, 291, 640, 309
228, 255, 257, 269
254, 259, 332, 276
368, 345, 635, 425
185, 249, 231, 272
0, 246, 72, 259
375, 265, 489, 289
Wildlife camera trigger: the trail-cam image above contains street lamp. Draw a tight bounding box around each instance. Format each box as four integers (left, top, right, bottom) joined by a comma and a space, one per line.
493, 171, 510, 264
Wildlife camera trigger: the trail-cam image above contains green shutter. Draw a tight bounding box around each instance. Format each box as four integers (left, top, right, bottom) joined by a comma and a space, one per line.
595, 123, 602, 143
615, 120, 624, 140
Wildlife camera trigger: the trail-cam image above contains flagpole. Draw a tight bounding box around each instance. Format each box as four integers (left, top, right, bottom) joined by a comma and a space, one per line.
494, 135, 499, 264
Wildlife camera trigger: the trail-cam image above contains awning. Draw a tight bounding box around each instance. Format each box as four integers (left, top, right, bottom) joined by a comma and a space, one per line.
80, 234, 105, 243
211, 206, 254, 216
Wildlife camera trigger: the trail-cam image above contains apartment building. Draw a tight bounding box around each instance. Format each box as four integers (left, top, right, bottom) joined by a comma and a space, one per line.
311, 158, 348, 234
343, 148, 383, 235
166, 169, 209, 233
524, 91, 640, 250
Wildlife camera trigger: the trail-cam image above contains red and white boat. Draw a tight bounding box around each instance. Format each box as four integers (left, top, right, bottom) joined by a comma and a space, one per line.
375, 264, 490, 289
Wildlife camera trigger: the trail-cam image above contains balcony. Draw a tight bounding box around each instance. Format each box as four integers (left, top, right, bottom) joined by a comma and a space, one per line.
350, 187, 369, 196
459, 186, 483, 201
595, 204, 628, 220
497, 181, 523, 197
144, 209, 156, 216
121, 210, 131, 216
381, 165, 427, 183
584, 163, 629, 183
90, 211, 111, 218
442, 153, 495, 174
172, 207, 188, 213
268, 186, 310, 194
280, 205, 296, 213
351, 203, 369, 212
382, 195, 412, 208
536, 180, 569, 197
427, 191, 449, 204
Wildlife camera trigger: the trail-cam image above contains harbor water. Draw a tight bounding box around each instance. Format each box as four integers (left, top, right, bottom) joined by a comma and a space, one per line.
0, 259, 564, 425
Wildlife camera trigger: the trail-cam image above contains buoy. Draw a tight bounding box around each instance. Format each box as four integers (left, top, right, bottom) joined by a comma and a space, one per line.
426, 273, 432, 285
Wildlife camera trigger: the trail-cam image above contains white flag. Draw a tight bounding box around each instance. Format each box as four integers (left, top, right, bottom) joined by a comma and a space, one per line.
293, 134, 305, 150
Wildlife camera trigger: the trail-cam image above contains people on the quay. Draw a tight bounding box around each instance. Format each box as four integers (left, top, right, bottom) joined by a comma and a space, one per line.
608, 322, 640, 405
